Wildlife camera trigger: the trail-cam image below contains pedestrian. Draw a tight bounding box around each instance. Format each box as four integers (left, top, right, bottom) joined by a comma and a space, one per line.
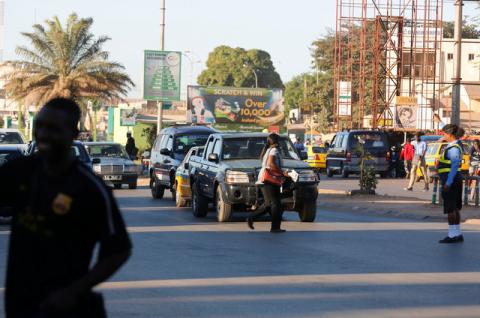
389, 146, 400, 178
294, 137, 305, 154
400, 137, 414, 178
469, 140, 480, 176
125, 131, 137, 160
247, 133, 288, 233
404, 133, 429, 191
0, 98, 132, 317
437, 124, 465, 243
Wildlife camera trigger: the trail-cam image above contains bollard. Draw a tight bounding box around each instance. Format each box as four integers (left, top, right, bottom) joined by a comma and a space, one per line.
464, 177, 469, 206
432, 177, 438, 204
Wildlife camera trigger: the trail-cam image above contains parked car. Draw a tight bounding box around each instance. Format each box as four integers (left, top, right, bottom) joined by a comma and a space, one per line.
174, 146, 204, 207
26, 141, 92, 169
326, 130, 390, 178
149, 125, 217, 200
0, 129, 27, 146
84, 142, 139, 189
189, 133, 319, 223
304, 145, 327, 172
0, 145, 25, 223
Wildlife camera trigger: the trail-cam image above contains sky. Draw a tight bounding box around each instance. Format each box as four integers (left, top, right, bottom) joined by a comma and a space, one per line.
2, 0, 478, 99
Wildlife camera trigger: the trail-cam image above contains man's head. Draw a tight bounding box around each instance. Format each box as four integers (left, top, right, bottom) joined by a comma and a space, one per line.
127, 132, 132, 138
406, 137, 411, 143
34, 98, 80, 160
415, 132, 423, 141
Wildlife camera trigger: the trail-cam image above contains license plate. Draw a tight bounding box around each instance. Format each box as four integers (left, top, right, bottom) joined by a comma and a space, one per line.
103, 175, 122, 181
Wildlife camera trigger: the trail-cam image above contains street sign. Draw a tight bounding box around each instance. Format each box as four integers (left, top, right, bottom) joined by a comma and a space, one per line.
395, 96, 417, 106
337, 81, 352, 117
143, 50, 182, 101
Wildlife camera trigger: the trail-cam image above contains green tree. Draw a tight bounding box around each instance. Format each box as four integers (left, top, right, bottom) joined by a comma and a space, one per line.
198, 46, 283, 88
3, 13, 134, 106
443, 20, 480, 39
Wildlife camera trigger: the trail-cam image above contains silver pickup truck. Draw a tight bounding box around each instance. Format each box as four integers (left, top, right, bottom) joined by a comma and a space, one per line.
189, 133, 319, 222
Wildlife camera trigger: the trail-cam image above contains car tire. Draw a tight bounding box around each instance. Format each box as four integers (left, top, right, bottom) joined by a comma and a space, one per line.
341, 166, 349, 178
216, 187, 232, 222
380, 172, 388, 178
151, 176, 165, 199
114, 184, 122, 189
192, 183, 208, 217
174, 182, 187, 208
299, 200, 316, 222
326, 164, 334, 178
128, 181, 138, 190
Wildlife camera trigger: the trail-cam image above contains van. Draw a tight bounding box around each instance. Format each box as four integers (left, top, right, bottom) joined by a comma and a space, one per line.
149, 125, 217, 199
326, 130, 390, 178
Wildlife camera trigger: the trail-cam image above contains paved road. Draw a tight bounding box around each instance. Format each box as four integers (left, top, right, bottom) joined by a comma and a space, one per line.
1, 188, 480, 317
320, 175, 434, 200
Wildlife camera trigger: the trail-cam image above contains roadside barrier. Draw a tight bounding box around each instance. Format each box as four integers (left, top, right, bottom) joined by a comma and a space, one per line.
431, 175, 480, 207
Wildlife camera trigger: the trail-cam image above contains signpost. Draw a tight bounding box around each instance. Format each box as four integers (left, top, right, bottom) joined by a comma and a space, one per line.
120, 109, 137, 126
143, 50, 182, 101
337, 81, 352, 117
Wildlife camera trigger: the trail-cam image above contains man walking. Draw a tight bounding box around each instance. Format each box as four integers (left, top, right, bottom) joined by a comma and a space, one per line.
405, 132, 429, 191
125, 131, 137, 160
294, 137, 305, 154
0, 98, 132, 317
400, 137, 414, 178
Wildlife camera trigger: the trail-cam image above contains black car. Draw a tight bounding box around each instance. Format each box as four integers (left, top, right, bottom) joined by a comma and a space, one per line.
189, 133, 319, 222
326, 130, 390, 178
149, 125, 217, 200
0, 145, 26, 223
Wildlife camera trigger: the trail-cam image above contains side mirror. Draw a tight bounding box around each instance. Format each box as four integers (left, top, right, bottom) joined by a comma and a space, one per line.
160, 148, 171, 156
143, 151, 151, 158
92, 158, 101, 164
208, 153, 219, 163
184, 162, 190, 169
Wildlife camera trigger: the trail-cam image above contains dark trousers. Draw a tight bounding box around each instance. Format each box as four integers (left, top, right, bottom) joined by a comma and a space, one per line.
250, 183, 283, 230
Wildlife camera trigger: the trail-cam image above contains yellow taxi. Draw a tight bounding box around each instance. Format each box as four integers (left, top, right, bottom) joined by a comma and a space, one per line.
174, 146, 204, 207
417, 142, 470, 179
304, 145, 327, 171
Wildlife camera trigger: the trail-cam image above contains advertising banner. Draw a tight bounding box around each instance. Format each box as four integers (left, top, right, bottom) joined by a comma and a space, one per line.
396, 105, 417, 129
120, 109, 137, 126
187, 86, 285, 128
337, 81, 352, 117
143, 50, 181, 101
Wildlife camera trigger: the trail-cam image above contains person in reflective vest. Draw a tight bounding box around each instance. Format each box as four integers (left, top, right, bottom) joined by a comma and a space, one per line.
437, 124, 465, 244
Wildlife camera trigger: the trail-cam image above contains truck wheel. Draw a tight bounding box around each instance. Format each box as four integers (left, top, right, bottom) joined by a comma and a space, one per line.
380, 172, 388, 178
341, 166, 349, 178
299, 201, 316, 222
128, 181, 138, 189
151, 176, 165, 199
192, 183, 208, 217
216, 187, 232, 222
326, 164, 334, 178
114, 184, 122, 189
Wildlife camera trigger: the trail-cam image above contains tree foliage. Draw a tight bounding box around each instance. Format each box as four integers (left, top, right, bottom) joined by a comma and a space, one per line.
198, 46, 283, 88
3, 13, 134, 106
443, 20, 480, 39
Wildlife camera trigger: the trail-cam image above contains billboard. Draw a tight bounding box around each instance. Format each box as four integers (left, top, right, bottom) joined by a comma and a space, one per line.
120, 109, 137, 126
337, 81, 352, 117
186, 86, 285, 128
396, 105, 417, 129
143, 50, 181, 101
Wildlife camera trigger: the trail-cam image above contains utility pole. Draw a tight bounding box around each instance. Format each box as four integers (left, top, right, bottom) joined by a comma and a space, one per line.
451, 0, 463, 126
157, 0, 166, 134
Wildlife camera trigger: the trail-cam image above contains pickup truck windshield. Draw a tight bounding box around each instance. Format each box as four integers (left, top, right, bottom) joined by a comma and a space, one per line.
0, 132, 24, 144
174, 135, 210, 160
349, 133, 387, 149
222, 137, 300, 160
88, 144, 129, 159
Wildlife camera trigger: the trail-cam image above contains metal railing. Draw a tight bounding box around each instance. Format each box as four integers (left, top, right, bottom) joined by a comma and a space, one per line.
431, 175, 480, 207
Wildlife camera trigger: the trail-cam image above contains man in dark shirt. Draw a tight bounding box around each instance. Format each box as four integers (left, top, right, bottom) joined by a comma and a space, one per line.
0, 98, 132, 317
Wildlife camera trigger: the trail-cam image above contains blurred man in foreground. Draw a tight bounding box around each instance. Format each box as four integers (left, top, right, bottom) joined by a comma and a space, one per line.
0, 98, 132, 318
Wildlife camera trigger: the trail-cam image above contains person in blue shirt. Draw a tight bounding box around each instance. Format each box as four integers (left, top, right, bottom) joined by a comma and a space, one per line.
437, 124, 465, 244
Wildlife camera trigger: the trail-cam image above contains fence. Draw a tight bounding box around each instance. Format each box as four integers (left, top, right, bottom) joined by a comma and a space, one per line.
431, 175, 480, 207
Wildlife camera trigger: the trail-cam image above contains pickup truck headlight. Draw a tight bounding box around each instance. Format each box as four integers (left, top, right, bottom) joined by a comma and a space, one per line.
124, 164, 139, 173
226, 170, 250, 184
297, 170, 318, 183
93, 164, 101, 174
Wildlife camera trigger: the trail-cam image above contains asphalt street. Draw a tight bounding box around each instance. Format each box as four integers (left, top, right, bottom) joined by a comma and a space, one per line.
1, 186, 480, 317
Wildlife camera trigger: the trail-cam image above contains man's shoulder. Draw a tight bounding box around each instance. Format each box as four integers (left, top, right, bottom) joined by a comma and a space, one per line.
1, 155, 38, 173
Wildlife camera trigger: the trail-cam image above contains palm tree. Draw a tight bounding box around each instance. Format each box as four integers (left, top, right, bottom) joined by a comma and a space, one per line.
3, 13, 134, 106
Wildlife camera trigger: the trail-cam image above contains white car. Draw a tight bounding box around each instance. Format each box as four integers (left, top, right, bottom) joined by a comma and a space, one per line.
0, 129, 28, 146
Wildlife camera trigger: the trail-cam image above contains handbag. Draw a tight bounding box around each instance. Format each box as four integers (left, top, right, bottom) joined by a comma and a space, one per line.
262, 168, 284, 186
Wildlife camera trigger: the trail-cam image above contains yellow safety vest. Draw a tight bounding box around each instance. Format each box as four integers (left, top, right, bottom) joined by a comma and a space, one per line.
437, 143, 463, 175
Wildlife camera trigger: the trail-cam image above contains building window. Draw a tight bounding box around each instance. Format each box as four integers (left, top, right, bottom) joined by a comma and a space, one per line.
447, 53, 453, 60
469, 53, 475, 61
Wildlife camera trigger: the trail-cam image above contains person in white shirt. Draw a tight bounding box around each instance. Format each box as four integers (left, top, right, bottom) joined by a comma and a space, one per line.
405, 132, 429, 191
